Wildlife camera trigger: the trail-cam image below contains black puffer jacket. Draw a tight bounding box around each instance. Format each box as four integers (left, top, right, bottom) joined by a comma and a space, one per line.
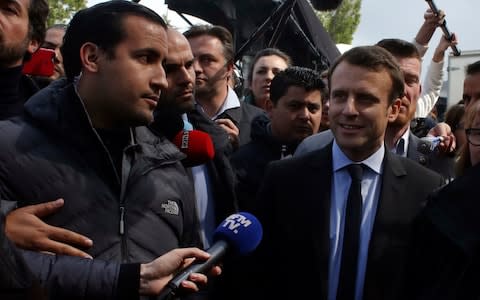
230, 114, 299, 211
0, 79, 201, 263
0, 210, 47, 300
1, 207, 142, 300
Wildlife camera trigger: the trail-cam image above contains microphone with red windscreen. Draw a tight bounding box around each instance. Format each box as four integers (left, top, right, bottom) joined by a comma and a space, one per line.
172, 129, 215, 167
151, 107, 215, 167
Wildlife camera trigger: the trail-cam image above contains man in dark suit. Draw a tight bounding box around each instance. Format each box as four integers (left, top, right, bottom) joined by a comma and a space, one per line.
229, 46, 445, 300
154, 28, 238, 247
183, 25, 264, 150
295, 39, 455, 182
378, 39, 455, 181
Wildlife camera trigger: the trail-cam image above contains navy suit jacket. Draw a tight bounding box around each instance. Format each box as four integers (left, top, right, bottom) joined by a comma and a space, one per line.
232, 144, 444, 300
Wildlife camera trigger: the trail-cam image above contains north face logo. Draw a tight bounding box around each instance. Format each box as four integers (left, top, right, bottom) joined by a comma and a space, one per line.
161, 200, 179, 215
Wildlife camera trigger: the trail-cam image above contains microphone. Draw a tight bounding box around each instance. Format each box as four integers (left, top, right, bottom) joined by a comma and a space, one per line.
150, 108, 215, 166
160, 212, 263, 298
172, 130, 215, 167
417, 136, 444, 154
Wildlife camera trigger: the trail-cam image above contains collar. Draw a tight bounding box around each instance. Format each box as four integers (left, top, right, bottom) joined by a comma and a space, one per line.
332, 140, 384, 175
196, 86, 240, 120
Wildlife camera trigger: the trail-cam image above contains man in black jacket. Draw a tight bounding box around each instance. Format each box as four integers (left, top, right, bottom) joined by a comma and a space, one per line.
153, 28, 237, 248
1, 0, 202, 280
184, 25, 265, 150
0, 2, 221, 298
0, 0, 49, 120
230, 66, 325, 211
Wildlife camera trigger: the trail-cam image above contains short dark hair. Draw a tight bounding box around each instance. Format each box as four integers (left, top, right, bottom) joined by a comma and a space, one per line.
247, 48, 292, 86
269, 66, 325, 105
466, 60, 480, 76
28, 0, 49, 45
61, 1, 167, 82
328, 45, 405, 104
376, 38, 421, 61
183, 25, 234, 63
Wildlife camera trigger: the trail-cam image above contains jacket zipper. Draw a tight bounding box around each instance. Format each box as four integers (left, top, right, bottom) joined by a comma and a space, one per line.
119, 206, 125, 235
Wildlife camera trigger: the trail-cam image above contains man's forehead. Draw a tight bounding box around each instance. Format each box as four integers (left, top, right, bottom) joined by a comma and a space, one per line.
5, 0, 29, 11
278, 88, 321, 104
396, 55, 420, 67
466, 72, 480, 83
188, 35, 222, 50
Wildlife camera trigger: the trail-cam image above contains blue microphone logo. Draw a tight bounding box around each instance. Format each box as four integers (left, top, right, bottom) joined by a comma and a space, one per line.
221, 213, 253, 234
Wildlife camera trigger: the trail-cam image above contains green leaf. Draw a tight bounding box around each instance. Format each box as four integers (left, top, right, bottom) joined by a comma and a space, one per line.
47, 0, 87, 26
313, 0, 362, 44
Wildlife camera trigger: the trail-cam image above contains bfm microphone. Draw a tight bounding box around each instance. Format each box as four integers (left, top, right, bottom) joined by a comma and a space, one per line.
172, 130, 215, 167
159, 212, 263, 298
417, 136, 444, 154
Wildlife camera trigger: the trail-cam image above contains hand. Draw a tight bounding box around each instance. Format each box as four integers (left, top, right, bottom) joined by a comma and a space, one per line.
5, 199, 93, 258
215, 118, 240, 148
139, 247, 222, 296
427, 122, 456, 154
415, 9, 446, 47
433, 33, 458, 62
424, 8, 445, 27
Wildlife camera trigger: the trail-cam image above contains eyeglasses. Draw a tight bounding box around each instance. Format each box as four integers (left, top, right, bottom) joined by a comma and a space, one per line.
465, 128, 480, 146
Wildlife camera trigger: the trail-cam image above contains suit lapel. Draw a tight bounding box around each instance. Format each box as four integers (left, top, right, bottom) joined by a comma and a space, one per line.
364, 150, 407, 297
407, 133, 420, 161
370, 150, 407, 248
304, 144, 334, 299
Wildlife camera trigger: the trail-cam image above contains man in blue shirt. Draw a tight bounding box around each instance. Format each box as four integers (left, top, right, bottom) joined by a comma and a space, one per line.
226, 46, 445, 300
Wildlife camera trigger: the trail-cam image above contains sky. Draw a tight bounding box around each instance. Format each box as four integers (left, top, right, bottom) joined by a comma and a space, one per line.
86, 0, 480, 79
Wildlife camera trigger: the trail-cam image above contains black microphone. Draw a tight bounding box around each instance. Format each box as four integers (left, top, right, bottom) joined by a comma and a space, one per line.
417, 136, 443, 154
158, 212, 263, 299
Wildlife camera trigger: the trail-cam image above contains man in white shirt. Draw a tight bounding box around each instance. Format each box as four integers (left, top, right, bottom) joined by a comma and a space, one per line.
184, 25, 264, 150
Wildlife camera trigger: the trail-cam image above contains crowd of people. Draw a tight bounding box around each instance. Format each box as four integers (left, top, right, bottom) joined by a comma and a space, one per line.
1, 0, 480, 299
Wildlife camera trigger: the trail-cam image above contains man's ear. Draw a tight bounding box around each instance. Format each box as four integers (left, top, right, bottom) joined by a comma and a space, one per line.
388, 98, 401, 122
27, 39, 40, 54
225, 61, 234, 80
79, 42, 101, 73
